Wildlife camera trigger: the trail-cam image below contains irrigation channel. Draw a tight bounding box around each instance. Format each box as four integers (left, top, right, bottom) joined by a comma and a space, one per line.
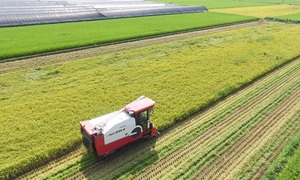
17, 55, 300, 179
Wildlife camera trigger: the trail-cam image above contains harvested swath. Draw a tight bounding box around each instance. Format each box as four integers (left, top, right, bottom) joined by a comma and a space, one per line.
194, 89, 300, 179
260, 127, 300, 179
242, 119, 300, 179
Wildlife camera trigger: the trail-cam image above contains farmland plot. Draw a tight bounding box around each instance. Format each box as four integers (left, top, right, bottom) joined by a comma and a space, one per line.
2, 23, 300, 179
211, 5, 300, 18
20, 56, 300, 180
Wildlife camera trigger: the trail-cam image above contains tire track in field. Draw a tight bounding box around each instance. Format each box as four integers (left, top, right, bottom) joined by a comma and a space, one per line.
133, 66, 300, 180
19, 59, 300, 179
194, 88, 300, 180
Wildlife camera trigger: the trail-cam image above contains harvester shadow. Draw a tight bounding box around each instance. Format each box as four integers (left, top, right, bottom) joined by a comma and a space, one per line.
79, 136, 159, 179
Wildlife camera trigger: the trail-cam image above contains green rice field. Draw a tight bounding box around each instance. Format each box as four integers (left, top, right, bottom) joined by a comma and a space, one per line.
276, 12, 300, 20
0, 12, 256, 60
277, 147, 300, 179
261, 129, 300, 180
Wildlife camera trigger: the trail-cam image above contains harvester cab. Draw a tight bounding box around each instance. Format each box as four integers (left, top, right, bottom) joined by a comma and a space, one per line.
80, 96, 158, 156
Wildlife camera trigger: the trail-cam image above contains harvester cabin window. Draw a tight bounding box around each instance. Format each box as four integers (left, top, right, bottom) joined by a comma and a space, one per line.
137, 110, 148, 130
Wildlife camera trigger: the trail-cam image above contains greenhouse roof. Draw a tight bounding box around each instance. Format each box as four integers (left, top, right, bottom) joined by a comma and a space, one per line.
0, 0, 208, 27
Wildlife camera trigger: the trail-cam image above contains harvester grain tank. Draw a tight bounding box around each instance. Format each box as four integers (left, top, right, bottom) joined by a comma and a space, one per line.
80, 96, 158, 156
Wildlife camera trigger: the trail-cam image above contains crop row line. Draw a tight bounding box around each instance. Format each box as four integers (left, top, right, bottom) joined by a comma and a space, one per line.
222, 92, 300, 179
176, 81, 300, 180
16, 147, 86, 180
238, 111, 300, 179
196, 88, 300, 179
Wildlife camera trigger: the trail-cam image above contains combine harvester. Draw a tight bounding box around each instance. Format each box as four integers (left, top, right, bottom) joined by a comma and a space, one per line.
80, 96, 158, 156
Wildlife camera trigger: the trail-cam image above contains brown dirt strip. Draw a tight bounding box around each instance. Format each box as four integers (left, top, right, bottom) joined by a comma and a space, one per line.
133, 65, 300, 180
194, 89, 300, 180
0, 21, 265, 74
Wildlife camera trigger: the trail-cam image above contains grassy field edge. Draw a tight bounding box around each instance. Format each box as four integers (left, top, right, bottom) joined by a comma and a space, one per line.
261, 127, 300, 179
265, 17, 300, 24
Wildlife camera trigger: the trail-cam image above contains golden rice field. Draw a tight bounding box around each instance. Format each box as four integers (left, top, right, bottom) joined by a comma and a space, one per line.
211, 5, 300, 18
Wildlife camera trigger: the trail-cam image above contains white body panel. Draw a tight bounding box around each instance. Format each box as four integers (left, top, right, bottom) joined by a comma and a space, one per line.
89, 110, 136, 144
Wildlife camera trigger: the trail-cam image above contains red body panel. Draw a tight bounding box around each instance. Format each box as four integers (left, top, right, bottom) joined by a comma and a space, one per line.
80, 120, 96, 136
151, 127, 157, 137
125, 97, 155, 113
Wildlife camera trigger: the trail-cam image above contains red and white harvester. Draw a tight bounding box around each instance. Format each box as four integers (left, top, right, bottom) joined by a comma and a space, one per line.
80, 96, 158, 156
